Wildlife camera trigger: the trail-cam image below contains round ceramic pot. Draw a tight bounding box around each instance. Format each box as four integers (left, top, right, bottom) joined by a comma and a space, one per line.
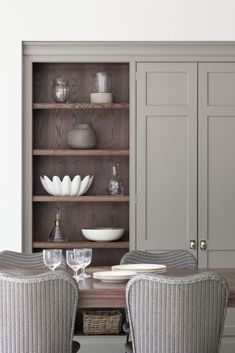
67, 124, 97, 149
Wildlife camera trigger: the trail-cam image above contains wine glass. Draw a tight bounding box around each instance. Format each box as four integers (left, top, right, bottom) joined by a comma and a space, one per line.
43, 249, 62, 271
66, 249, 85, 281
78, 248, 92, 278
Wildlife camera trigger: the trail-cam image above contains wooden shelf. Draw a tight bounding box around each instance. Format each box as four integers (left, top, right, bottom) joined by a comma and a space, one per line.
33, 149, 129, 156
33, 241, 129, 249
33, 195, 129, 202
33, 103, 129, 110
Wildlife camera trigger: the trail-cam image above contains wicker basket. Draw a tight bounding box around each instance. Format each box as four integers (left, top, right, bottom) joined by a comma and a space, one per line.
83, 310, 122, 335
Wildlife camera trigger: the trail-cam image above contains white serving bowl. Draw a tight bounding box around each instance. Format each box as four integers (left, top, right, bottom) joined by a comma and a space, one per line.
81, 227, 125, 242
40, 175, 94, 196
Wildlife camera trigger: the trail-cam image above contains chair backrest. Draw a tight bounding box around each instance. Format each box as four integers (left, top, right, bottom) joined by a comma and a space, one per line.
126, 272, 229, 353
120, 250, 197, 268
0, 271, 78, 353
0, 250, 66, 269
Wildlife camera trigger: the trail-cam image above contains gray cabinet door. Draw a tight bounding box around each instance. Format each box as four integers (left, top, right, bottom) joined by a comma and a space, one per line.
198, 63, 235, 267
136, 63, 197, 253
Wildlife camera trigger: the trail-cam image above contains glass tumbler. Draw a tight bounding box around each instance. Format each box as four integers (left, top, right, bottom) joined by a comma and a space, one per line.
43, 249, 62, 271
94, 72, 111, 93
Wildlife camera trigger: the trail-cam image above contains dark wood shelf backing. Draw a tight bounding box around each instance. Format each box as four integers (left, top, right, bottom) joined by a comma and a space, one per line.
33, 195, 129, 202
33, 241, 129, 249
33, 149, 129, 156
33, 103, 129, 110
32, 63, 130, 265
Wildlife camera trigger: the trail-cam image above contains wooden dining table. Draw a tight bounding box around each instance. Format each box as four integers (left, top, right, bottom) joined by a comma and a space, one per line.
0, 266, 235, 308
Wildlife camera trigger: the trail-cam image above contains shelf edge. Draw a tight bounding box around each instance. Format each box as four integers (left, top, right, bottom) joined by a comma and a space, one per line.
33, 241, 129, 249
33, 196, 129, 202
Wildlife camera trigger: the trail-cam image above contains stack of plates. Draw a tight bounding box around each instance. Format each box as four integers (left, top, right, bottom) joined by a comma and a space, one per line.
93, 270, 136, 283
112, 264, 166, 273
93, 264, 166, 283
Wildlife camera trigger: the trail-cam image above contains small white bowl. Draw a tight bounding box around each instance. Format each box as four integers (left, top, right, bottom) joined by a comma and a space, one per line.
40, 175, 94, 196
81, 227, 125, 242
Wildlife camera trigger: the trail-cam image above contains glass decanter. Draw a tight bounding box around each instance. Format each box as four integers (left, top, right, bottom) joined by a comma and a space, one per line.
51, 76, 70, 103
48, 211, 68, 241
107, 164, 124, 195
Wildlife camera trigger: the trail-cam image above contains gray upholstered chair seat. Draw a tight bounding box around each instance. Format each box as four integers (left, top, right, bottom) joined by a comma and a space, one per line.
126, 272, 228, 353
0, 250, 66, 269
0, 271, 80, 353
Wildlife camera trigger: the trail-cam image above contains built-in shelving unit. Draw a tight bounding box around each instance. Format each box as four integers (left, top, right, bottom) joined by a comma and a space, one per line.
32, 62, 130, 266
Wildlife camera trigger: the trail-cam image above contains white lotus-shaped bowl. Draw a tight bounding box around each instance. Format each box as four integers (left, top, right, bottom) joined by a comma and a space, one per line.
40, 175, 94, 196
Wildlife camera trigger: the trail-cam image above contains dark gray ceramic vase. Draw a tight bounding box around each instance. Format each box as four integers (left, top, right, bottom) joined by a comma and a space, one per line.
67, 123, 97, 149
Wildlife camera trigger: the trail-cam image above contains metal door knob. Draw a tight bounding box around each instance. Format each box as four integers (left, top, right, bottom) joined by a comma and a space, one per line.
200, 240, 206, 250
190, 240, 196, 250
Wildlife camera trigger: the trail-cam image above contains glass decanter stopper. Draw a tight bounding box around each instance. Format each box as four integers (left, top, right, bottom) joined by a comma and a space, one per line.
48, 211, 68, 241
107, 164, 124, 195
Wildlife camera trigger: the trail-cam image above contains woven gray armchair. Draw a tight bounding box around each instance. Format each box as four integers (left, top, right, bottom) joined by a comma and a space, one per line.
0, 271, 80, 353
121, 249, 197, 352
121, 249, 197, 268
0, 250, 66, 269
126, 272, 229, 353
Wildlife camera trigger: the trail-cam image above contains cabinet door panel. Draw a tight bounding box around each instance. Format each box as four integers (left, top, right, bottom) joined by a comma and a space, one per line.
146, 71, 189, 106
208, 71, 235, 106
198, 63, 235, 267
136, 63, 197, 253
146, 115, 188, 241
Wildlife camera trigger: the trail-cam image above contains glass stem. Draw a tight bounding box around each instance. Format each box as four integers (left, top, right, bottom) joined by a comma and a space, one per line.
74, 269, 78, 278
81, 267, 85, 275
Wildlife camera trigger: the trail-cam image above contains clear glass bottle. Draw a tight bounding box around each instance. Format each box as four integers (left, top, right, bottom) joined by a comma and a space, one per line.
48, 211, 68, 241
107, 164, 124, 195
51, 76, 70, 103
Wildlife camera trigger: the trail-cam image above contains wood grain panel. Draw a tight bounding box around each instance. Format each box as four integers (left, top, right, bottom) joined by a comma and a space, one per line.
32, 63, 129, 264
33, 110, 129, 149
33, 156, 129, 195
33, 202, 129, 266
33, 202, 129, 241
33, 63, 129, 103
